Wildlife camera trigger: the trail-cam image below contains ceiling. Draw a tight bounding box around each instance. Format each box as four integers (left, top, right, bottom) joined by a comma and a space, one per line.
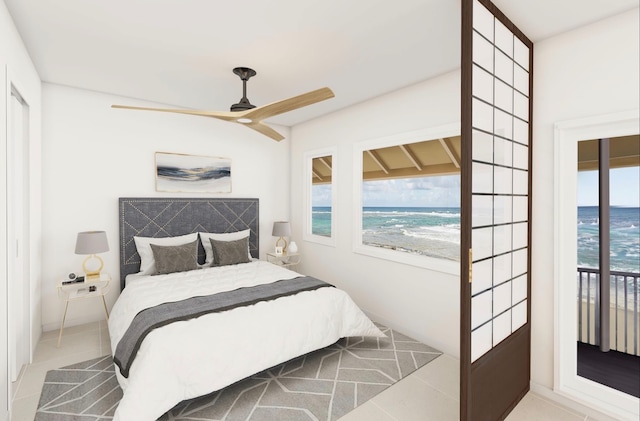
4, 0, 638, 127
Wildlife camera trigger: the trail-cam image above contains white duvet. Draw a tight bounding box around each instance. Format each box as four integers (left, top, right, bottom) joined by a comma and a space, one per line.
108, 260, 384, 421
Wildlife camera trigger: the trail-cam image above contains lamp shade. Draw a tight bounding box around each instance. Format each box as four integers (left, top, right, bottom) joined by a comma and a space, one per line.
75, 231, 109, 255
272, 221, 291, 237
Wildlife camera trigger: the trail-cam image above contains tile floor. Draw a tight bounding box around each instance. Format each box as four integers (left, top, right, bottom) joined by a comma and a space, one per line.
11, 322, 596, 421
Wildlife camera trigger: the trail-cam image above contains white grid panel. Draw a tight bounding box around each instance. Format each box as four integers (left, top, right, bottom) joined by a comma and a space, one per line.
470, 0, 530, 363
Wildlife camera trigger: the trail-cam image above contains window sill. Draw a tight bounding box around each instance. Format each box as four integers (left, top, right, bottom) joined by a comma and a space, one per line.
353, 243, 460, 275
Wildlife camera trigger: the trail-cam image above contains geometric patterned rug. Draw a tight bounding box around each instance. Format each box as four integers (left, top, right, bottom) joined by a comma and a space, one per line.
35, 324, 442, 420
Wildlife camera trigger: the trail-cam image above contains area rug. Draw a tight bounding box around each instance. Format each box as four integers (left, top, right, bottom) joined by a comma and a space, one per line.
36, 324, 442, 420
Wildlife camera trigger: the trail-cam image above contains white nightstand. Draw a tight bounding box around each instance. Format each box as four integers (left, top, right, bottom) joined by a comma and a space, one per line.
56, 273, 111, 347
266, 251, 301, 270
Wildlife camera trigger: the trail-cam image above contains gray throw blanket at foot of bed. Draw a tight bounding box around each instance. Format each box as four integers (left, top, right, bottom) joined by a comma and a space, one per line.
114, 276, 334, 377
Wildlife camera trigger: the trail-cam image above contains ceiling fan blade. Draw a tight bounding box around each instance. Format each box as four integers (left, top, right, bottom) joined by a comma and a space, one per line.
111, 104, 243, 121
112, 84, 333, 142
245, 121, 285, 141
244, 87, 334, 121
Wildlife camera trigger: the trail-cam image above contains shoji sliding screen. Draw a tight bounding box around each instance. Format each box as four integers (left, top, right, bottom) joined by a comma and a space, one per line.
460, 0, 533, 419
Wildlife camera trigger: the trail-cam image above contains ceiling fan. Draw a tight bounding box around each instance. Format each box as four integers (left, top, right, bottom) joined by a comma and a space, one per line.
112, 67, 335, 141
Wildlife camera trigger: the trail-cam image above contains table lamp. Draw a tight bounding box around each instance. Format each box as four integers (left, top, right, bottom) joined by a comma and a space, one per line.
272, 221, 291, 253
75, 231, 109, 280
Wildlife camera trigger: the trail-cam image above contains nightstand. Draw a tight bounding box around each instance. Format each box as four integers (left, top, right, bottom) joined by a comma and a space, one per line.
266, 251, 301, 270
56, 273, 111, 347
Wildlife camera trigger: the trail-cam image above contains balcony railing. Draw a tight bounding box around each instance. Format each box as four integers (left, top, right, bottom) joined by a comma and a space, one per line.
577, 267, 640, 356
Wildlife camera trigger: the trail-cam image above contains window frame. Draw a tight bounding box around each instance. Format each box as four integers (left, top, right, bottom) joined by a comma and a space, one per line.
352, 123, 461, 275
303, 147, 337, 247
554, 110, 640, 421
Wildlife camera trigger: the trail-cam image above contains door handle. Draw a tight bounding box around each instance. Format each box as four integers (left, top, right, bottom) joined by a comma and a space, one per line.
469, 249, 473, 283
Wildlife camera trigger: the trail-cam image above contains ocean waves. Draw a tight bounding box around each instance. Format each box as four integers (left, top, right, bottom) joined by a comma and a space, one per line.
310, 206, 639, 273
578, 206, 639, 273
361, 206, 461, 261
362, 209, 460, 218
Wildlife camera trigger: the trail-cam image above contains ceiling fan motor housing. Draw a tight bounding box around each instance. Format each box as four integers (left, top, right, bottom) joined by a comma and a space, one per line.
230, 99, 255, 112
231, 67, 257, 112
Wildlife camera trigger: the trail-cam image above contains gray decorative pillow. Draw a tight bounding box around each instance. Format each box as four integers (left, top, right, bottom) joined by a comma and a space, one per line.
210, 237, 251, 267
150, 239, 198, 275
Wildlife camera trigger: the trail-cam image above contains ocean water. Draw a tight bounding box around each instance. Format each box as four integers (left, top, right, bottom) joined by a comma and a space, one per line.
577, 206, 640, 273
311, 207, 332, 237
577, 206, 640, 308
362, 207, 461, 261
312, 206, 461, 261
312, 206, 640, 276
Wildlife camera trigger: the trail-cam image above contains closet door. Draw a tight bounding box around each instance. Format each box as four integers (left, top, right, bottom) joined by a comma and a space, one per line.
460, 0, 533, 420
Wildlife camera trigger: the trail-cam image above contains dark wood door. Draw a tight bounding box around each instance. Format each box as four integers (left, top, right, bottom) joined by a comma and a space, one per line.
460, 0, 534, 419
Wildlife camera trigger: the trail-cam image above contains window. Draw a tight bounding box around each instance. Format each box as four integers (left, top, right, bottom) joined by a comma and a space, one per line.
576, 136, 640, 362
353, 126, 461, 273
304, 148, 336, 246
554, 111, 639, 419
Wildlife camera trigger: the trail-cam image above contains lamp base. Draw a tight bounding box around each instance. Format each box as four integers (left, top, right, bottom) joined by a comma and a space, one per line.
275, 237, 288, 253
83, 254, 104, 281
85, 272, 101, 281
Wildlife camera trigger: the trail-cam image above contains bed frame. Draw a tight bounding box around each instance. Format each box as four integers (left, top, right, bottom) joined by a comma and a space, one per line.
118, 197, 259, 290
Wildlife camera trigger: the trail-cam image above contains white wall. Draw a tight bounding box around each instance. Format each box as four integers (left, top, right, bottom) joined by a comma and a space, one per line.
40, 84, 291, 331
291, 70, 461, 357
531, 6, 639, 395
0, 1, 42, 418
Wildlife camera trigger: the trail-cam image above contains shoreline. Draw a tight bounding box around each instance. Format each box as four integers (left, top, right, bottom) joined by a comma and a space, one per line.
363, 240, 459, 262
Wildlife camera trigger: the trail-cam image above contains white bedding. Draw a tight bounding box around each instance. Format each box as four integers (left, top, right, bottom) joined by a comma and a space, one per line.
108, 260, 384, 421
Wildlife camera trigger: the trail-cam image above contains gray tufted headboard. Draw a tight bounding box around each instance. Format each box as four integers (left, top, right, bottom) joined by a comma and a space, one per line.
119, 197, 259, 290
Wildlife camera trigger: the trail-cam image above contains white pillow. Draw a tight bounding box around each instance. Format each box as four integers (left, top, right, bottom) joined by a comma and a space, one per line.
134, 233, 198, 275
199, 229, 251, 265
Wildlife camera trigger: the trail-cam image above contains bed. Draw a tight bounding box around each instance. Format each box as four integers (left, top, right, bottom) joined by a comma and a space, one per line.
110, 198, 384, 421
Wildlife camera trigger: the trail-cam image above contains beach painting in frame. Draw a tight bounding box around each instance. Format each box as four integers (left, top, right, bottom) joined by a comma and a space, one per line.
155, 152, 231, 193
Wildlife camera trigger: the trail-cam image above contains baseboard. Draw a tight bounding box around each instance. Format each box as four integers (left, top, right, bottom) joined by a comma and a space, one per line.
530, 382, 626, 421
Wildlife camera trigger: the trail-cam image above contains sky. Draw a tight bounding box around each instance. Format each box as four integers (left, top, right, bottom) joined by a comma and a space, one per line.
313, 165, 640, 208
312, 175, 461, 208
577, 167, 640, 207
362, 176, 461, 207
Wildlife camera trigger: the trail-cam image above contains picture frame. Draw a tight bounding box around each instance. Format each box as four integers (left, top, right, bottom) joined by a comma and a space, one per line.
155, 152, 231, 193
274, 246, 283, 256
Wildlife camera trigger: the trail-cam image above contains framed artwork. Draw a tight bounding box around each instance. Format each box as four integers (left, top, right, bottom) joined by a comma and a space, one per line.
155, 152, 231, 193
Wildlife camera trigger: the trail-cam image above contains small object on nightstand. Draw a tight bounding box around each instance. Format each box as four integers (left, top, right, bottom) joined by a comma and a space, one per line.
62, 275, 85, 285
